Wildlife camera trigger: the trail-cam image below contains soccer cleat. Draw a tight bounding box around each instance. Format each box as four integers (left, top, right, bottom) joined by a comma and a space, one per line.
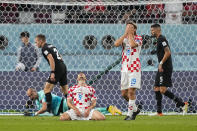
148, 112, 163, 116
182, 102, 189, 115
108, 105, 122, 115
130, 108, 141, 120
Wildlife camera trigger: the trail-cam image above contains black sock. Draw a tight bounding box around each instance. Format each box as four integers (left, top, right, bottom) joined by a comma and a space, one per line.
155, 91, 162, 113
164, 90, 185, 107
45, 92, 52, 112
64, 94, 67, 98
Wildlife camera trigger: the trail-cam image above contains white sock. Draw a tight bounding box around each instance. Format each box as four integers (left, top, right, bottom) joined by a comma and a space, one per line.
127, 99, 137, 117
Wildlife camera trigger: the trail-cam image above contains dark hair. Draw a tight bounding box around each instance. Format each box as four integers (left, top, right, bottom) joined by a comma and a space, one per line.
151, 24, 161, 28
36, 34, 46, 41
20, 31, 30, 38
126, 20, 137, 29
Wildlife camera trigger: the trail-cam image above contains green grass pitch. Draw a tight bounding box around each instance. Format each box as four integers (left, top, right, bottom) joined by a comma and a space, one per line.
0, 115, 196, 131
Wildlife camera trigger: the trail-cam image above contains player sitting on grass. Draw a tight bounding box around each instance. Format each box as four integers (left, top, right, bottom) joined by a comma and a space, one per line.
60, 72, 110, 120
26, 88, 121, 116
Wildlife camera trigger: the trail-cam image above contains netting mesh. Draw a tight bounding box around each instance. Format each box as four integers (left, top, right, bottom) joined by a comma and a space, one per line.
0, 0, 197, 114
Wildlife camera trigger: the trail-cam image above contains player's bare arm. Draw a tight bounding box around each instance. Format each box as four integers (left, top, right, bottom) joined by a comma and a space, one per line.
35, 102, 47, 115
84, 99, 96, 117
47, 54, 55, 81
67, 98, 81, 117
159, 46, 171, 72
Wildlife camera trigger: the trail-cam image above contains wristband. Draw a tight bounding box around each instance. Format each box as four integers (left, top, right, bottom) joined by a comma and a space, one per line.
159, 61, 163, 65
51, 71, 55, 73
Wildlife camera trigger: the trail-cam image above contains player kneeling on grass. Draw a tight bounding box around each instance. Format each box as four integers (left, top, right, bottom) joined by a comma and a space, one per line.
60, 72, 105, 121
26, 88, 68, 116
26, 88, 121, 117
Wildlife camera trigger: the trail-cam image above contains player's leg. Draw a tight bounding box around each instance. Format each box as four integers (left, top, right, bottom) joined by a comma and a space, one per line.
44, 82, 55, 112
125, 88, 138, 120
121, 72, 129, 101
121, 89, 129, 101
152, 71, 163, 116
59, 65, 68, 98
60, 85, 68, 98
91, 110, 105, 120
154, 86, 163, 115
160, 71, 188, 114
160, 86, 188, 114
60, 112, 71, 121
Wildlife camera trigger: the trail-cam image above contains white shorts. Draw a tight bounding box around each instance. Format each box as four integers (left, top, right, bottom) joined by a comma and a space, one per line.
121, 72, 141, 90
66, 108, 95, 120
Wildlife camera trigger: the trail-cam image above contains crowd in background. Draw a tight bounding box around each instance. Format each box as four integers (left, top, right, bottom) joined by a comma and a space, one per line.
0, 1, 196, 24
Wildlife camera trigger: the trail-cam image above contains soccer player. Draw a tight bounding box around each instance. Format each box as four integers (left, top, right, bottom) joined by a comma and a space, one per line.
35, 34, 68, 112
16, 31, 41, 71
26, 88, 68, 116
150, 24, 188, 116
60, 72, 106, 120
26, 88, 121, 117
114, 20, 142, 120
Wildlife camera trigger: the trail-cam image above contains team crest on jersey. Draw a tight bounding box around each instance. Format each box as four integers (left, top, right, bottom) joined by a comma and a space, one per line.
130, 78, 137, 86
44, 50, 48, 55
162, 41, 167, 46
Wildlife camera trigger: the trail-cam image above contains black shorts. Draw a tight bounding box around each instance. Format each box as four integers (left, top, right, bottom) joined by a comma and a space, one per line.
154, 69, 172, 87
47, 63, 67, 86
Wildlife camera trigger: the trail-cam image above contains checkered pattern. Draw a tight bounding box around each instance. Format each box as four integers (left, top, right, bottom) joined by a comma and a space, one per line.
121, 35, 142, 73
67, 85, 97, 109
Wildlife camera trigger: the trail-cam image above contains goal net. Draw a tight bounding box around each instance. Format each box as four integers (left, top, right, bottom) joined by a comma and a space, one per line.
0, 0, 196, 115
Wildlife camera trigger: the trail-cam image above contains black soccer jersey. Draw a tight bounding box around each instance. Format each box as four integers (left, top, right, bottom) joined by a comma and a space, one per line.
156, 35, 173, 69
42, 43, 64, 71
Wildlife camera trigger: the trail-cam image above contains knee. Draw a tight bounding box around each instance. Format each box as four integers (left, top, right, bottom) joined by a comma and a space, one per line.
100, 114, 106, 120
121, 91, 127, 97
128, 89, 136, 96
97, 114, 106, 120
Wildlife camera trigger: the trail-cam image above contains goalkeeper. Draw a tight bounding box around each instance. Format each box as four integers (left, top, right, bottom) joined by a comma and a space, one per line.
26, 88, 121, 116
26, 88, 68, 116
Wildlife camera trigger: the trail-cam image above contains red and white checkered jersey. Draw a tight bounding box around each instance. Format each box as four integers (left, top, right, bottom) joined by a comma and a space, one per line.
121, 35, 142, 73
67, 85, 97, 109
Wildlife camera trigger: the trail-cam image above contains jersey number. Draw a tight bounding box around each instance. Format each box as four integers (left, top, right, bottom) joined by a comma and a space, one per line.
53, 48, 62, 60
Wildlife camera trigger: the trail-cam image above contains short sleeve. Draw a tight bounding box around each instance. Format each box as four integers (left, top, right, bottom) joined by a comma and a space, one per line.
135, 36, 142, 46
67, 87, 73, 100
90, 87, 97, 101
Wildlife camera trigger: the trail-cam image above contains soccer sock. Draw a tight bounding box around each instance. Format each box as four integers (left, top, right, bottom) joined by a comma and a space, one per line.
45, 92, 52, 112
64, 94, 67, 98
164, 90, 185, 107
127, 99, 137, 117
155, 91, 162, 113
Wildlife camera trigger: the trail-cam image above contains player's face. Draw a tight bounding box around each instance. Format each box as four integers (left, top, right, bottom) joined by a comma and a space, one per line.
21, 37, 29, 44
151, 27, 156, 36
77, 73, 86, 81
27, 90, 38, 100
127, 24, 135, 34
35, 37, 42, 48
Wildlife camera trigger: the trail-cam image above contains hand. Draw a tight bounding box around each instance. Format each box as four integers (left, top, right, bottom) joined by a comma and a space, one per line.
35, 111, 39, 116
124, 24, 131, 36
31, 68, 36, 72
74, 108, 81, 117
50, 73, 55, 82
158, 64, 164, 72
84, 108, 91, 117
